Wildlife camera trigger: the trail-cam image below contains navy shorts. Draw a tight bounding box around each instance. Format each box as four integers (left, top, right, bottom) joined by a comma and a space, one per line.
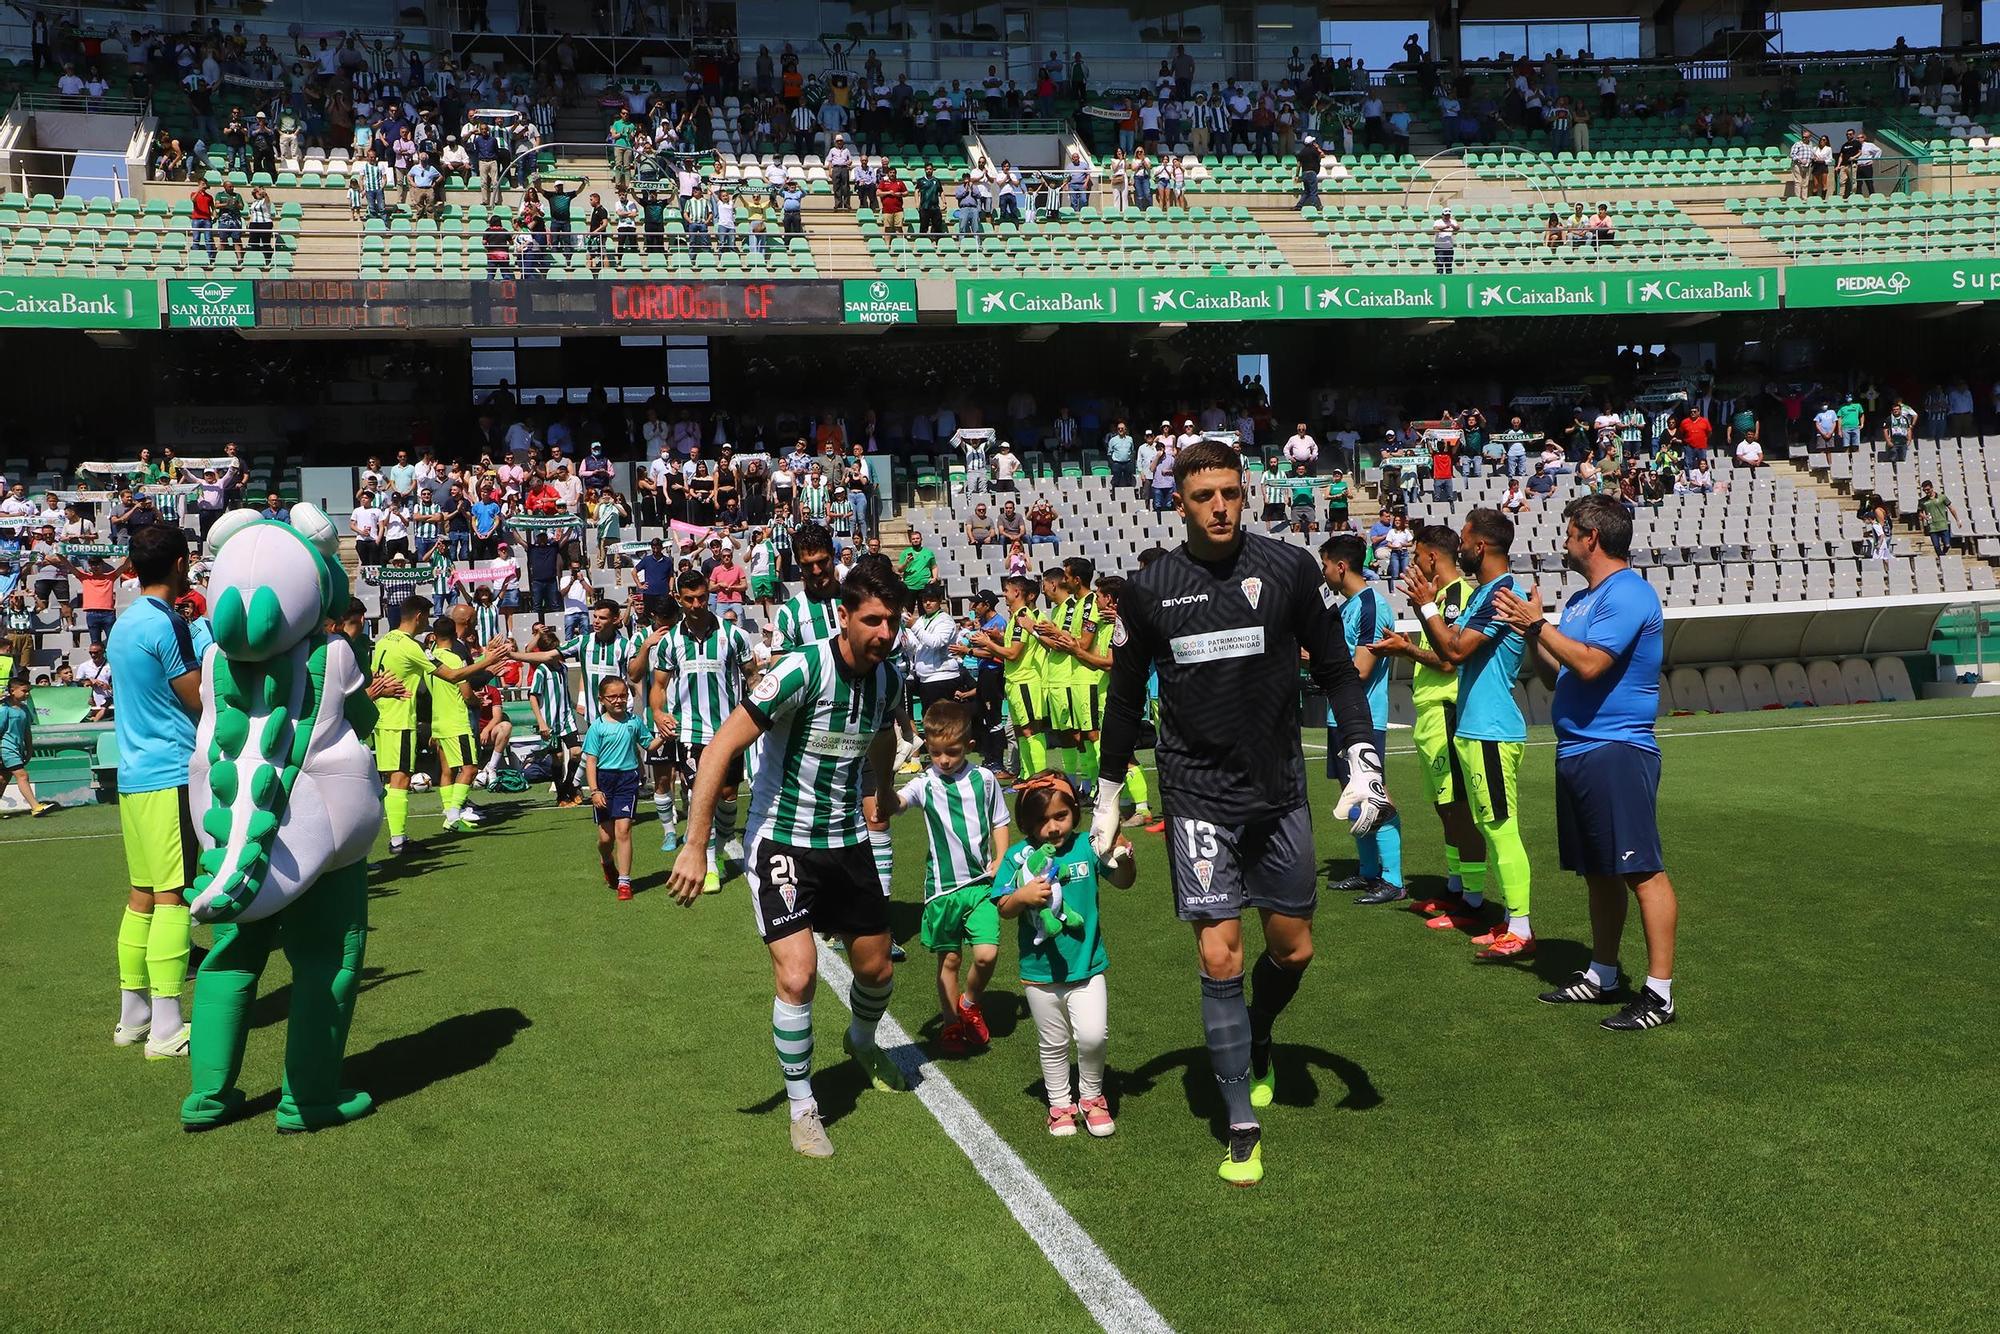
594, 767, 640, 825
1555, 742, 1664, 877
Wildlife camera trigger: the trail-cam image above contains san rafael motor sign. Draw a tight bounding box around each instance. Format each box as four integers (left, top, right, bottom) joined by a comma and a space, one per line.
842, 279, 917, 324
0, 277, 159, 328
167, 279, 257, 328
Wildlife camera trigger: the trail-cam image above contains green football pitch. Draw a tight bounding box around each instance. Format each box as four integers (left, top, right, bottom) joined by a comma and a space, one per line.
4, 699, 1996, 1332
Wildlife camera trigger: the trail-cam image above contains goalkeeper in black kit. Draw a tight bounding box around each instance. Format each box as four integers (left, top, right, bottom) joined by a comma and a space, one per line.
1090, 440, 1393, 1187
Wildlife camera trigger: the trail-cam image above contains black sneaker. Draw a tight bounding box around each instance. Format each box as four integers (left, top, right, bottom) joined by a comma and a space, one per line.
1328, 874, 1372, 893
1353, 880, 1408, 905
1539, 971, 1622, 1005
889, 942, 908, 963
1601, 986, 1676, 1031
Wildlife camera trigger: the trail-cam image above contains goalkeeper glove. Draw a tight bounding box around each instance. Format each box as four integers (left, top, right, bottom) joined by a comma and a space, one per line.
1333, 741, 1394, 837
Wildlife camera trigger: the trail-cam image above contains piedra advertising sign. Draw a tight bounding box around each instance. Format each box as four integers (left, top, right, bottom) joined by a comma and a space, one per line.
1782, 259, 2000, 308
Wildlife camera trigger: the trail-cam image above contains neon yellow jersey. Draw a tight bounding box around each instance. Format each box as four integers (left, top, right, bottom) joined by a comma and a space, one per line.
1410, 577, 1471, 711
369, 629, 434, 732
1000, 607, 1046, 686
1073, 607, 1113, 690
427, 644, 474, 737
1042, 595, 1084, 687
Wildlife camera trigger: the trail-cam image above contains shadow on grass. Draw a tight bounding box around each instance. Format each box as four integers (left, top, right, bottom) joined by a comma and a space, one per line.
1119, 1043, 1381, 1140
230, 1006, 532, 1122
247, 967, 423, 1029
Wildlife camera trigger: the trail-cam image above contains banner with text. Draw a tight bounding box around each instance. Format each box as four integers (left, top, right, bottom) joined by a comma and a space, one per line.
956, 269, 1777, 324
167, 279, 258, 328
842, 278, 918, 324
1782, 258, 2000, 309
0, 277, 159, 328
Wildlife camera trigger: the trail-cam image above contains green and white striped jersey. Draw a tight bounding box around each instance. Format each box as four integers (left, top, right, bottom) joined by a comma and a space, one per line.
412, 503, 444, 546
744, 640, 903, 849
562, 628, 645, 722
472, 601, 503, 644
530, 661, 578, 736
652, 618, 754, 745
772, 590, 841, 655
898, 764, 1010, 901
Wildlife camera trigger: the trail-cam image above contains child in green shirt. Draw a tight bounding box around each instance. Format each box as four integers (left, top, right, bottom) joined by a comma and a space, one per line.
991, 772, 1134, 1139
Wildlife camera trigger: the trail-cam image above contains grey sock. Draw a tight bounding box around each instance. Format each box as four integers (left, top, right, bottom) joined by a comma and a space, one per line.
1200, 972, 1257, 1128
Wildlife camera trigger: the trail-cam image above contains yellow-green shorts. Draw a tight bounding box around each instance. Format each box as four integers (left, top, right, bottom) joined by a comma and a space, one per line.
1006, 679, 1046, 728
1453, 735, 1523, 828
120, 786, 197, 892
1413, 702, 1466, 807
373, 727, 419, 774
1048, 682, 1103, 733
432, 733, 476, 769
920, 881, 1003, 952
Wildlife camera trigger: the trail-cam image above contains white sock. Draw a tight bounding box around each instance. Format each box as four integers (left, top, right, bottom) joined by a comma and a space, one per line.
1508, 913, 1532, 940
480, 750, 501, 780
654, 793, 672, 820
120, 989, 150, 1028
442, 805, 460, 823
1587, 959, 1620, 990
151, 994, 183, 1034
1645, 975, 1674, 1006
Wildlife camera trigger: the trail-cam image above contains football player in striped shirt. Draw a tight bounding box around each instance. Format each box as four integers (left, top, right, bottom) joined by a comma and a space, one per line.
636, 568, 755, 893
878, 699, 1011, 1055
668, 561, 910, 1160
770, 521, 842, 654
513, 599, 646, 728
526, 628, 584, 806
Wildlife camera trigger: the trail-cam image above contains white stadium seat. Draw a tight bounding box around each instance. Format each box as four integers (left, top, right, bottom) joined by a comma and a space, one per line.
1668, 667, 1710, 713
1807, 660, 1849, 706
1702, 665, 1745, 714
1772, 661, 1813, 707
1736, 663, 1779, 710
1840, 657, 1881, 703
1872, 656, 1916, 702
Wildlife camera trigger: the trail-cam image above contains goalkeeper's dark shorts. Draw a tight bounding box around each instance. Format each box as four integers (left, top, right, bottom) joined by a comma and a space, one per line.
1165, 804, 1317, 923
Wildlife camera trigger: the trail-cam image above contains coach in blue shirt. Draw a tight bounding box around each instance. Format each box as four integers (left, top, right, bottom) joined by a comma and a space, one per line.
1494, 493, 1680, 1032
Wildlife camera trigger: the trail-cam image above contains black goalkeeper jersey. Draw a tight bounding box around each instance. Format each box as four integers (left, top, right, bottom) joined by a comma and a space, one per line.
1100, 531, 1374, 823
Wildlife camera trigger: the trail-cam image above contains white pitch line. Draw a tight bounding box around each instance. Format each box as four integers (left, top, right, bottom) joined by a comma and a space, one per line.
816, 940, 1173, 1334
1300, 707, 2000, 757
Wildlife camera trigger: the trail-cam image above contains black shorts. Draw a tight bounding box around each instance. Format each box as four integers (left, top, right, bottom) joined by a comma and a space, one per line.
677, 740, 744, 788
1166, 804, 1318, 922
1555, 742, 1665, 877
648, 735, 684, 772
916, 673, 967, 713
749, 836, 888, 943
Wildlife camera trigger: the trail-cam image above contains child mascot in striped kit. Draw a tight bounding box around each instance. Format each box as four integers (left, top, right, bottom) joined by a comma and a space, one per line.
179, 505, 386, 1133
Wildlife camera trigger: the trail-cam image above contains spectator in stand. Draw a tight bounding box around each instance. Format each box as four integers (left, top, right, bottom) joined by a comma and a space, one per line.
1732, 427, 1764, 479
995, 499, 1027, 553
1883, 395, 1917, 463
964, 503, 995, 551
992, 439, 1020, 493
189, 178, 215, 257
1812, 401, 1838, 454
1918, 481, 1959, 556
1526, 462, 1557, 498
1103, 420, 1136, 489
1679, 408, 1712, 471
896, 530, 937, 593
1027, 498, 1060, 551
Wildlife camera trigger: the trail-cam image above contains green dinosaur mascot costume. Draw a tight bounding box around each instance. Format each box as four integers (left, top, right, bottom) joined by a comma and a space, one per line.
180, 506, 385, 1133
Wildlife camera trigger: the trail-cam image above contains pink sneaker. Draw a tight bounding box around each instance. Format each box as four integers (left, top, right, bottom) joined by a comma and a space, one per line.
1046, 1104, 1079, 1137
1079, 1095, 1115, 1138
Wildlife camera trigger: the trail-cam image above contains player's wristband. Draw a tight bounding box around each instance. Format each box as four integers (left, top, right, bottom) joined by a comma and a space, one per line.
1419, 601, 1440, 620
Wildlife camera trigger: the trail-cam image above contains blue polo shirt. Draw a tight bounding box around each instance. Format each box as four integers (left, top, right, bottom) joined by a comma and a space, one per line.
105, 596, 201, 794
1340, 584, 1394, 730
471, 500, 501, 536
635, 552, 674, 596
1552, 567, 1662, 757
1454, 574, 1528, 743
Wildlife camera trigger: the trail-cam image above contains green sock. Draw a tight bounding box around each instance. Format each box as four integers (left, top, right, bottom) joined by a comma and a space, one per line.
1458, 858, 1488, 896
385, 787, 409, 838
1080, 740, 1100, 787
145, 904, 192, 1000
1052, 746, 1076, 782
1019, 730, 1048, 775
1125, 763, 1150, 810
118, 907, 152, 992
444, 783, 467, 818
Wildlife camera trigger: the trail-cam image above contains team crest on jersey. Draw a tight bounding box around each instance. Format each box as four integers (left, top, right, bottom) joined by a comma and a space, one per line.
1239, 577, 1262, 610
750, 672, 783, 704
1193, 859, 1214, 890
1111, 615, 1128, 648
